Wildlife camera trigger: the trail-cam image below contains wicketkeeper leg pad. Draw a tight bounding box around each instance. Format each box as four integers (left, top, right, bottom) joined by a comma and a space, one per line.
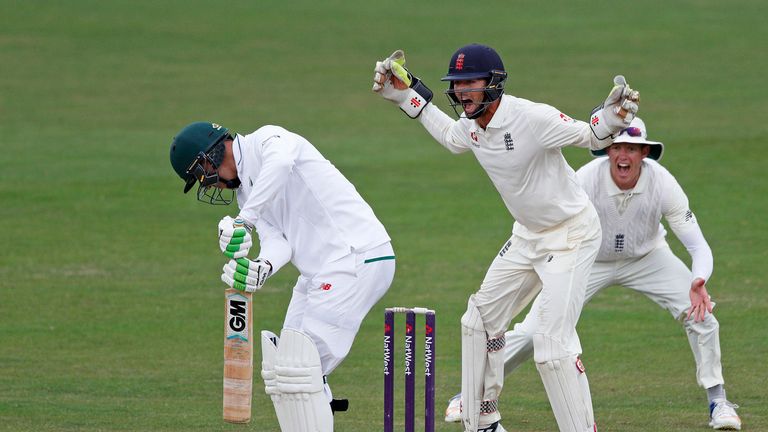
461, 297, 504, 431
502, 296, 542, 376
536, 356, 596, 432
274, 328, 333, 432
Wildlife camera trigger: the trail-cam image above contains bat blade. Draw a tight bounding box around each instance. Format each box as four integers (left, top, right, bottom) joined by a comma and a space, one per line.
223, 288, 253, 423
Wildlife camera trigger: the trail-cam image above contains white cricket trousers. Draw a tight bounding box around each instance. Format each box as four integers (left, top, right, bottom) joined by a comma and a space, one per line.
471, 204, 601, 400
283, 242, 395, 375
504, 245, 724, 389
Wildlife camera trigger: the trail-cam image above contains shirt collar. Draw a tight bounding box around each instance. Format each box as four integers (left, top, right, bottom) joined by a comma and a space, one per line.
467, 95, 509, 132
233, 134, 244, 175
634, 161, 650, 193
485, 95, 509, 129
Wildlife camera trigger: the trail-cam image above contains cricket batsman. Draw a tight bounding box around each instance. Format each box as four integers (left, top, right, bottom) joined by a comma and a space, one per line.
169, 122, 396, 431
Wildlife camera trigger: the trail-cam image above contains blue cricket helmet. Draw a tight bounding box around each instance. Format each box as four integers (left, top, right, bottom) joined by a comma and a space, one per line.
441, 44, 507, 119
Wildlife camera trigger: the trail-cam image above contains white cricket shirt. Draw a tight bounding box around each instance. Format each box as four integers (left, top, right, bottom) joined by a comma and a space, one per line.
231, 126, 391, 276
418, 95, 612, 232
576, 157, 713, 280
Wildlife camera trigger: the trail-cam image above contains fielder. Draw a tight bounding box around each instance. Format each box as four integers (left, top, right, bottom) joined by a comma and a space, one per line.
169, 122, 395, 431
444, 117, 742, 430
373, 43, 640, 432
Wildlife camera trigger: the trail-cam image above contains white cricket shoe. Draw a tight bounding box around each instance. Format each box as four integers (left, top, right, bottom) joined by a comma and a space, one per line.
709, 399, 741, 430
444, 393, 461, 423
443, 394, 506, 432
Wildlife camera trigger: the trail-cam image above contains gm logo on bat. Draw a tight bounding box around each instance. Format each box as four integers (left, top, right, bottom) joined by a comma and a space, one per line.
226, 293, 250, 341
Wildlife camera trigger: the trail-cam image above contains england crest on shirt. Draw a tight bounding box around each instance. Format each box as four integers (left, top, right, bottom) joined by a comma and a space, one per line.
504, 132, 514, 151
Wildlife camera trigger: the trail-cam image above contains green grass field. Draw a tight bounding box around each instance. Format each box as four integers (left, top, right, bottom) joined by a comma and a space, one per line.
1, 1, 766, 430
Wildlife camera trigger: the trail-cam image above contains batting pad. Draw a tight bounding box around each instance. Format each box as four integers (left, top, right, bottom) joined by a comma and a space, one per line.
261, 331, 291, 432
536, 356, 595, 432
461, 298, 503, 431
274, 328, 333, 432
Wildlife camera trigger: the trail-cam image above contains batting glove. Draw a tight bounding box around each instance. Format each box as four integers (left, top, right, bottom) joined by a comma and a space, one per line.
221, 258, 273, 292
372, 50, 433, 118
589, 75, 641, 140
218, 216, 253, 259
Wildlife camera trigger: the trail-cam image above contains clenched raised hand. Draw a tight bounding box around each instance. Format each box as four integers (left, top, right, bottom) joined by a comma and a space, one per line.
589, 75, 641, 140
372, 49, 433, 118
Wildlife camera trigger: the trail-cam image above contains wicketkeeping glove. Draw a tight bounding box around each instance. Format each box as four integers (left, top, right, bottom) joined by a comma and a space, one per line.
218, 216, 253, 259
589, 75, 641, 140
221, 258, 273, 292
372, 50, 433, 119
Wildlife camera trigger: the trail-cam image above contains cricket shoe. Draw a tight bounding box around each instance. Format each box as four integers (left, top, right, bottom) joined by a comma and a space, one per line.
709, 399, 741, 430
444, 393, 461, 423
478, 421, 507, 432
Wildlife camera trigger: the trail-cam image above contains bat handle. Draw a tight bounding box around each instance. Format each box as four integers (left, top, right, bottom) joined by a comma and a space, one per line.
233, 217, 244, 228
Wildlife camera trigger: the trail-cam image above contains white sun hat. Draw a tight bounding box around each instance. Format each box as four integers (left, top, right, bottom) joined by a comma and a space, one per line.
591, 117, 664, 160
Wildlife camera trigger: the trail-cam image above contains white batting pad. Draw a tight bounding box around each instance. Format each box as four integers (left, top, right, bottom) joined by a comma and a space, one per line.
274, 328, 333, 432
461, 298, 503, 431
261, 331, 291, 432
536, 356, 595, 432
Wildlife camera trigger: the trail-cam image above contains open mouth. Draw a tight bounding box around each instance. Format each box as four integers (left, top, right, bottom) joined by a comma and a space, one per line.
617, 162, 631, 175
461, 98, 477, 113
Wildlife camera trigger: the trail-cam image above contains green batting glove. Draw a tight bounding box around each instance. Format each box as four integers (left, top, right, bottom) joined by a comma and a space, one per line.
218, 216, 253, 259
221, 257, 273, 293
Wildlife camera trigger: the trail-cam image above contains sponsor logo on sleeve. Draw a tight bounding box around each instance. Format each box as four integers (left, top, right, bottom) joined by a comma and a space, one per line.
499, 240, 512, 257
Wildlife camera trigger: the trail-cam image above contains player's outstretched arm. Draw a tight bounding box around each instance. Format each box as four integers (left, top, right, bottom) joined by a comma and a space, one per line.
589, 75, 640, 141
372, 50, 433, 118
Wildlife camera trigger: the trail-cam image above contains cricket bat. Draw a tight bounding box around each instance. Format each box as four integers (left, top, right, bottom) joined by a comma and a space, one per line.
223, 287, 253, 423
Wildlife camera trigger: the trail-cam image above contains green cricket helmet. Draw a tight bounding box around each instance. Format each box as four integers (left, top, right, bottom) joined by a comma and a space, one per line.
169, 121, 239, 205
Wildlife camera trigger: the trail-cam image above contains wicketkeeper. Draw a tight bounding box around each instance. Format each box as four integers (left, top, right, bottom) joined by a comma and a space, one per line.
170, 122, 396, 431
373, 43, 639, 432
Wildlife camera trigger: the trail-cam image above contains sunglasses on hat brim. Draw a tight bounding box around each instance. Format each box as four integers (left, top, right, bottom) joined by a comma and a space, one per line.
619, 127, 643, 137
